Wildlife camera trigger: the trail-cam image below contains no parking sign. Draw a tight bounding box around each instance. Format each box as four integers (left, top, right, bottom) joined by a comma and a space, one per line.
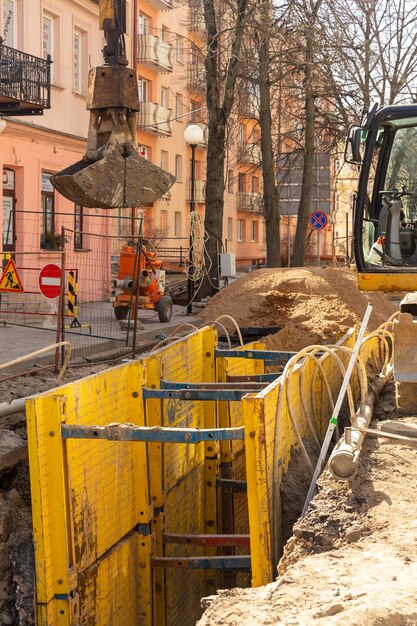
309, 210, 328, 230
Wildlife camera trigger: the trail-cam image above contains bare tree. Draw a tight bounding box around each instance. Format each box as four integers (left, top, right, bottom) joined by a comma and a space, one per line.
282, 0, 324, 267
199, 0, 251, 298
325, 0, 417, 113
255, 0, 281, 267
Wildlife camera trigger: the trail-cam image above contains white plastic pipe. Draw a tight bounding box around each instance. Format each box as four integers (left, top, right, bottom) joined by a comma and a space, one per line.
301, 303, 373, 516
329, 364, 393, 480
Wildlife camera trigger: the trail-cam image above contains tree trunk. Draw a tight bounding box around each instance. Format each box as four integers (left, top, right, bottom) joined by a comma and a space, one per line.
292, 31, 316, 266
202, 116, 227, 295
198, 0, 249, 300
258, 0, 280, 268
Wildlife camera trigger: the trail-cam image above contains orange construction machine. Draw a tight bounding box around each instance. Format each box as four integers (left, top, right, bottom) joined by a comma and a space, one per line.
113, 242, 173, 322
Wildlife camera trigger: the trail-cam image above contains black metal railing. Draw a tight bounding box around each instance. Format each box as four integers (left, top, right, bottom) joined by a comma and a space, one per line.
0, 38, 51, 115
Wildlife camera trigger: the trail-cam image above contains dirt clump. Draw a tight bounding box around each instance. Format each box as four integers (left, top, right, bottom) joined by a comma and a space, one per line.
201, 267, 397, 351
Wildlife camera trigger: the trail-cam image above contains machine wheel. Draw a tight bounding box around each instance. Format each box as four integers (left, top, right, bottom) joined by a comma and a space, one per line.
114, 306, 129, 321
158, 295, 173, 323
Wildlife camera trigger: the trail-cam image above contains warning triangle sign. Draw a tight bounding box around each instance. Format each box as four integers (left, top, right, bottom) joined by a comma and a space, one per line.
0, 259, 24, 293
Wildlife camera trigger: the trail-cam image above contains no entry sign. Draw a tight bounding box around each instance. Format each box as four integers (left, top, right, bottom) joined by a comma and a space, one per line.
309, 210, 328, 230
39, 263, 62, 299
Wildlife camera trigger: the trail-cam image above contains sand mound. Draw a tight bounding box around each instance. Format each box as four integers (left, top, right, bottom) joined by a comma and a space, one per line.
201, 267, 397, 351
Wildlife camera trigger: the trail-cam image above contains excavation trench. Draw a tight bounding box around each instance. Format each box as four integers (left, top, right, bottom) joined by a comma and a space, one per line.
197, 376, 417, 626
0, 386, 383, 626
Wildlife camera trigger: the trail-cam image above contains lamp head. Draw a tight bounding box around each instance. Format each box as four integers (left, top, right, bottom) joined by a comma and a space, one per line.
184, 124, 204, 145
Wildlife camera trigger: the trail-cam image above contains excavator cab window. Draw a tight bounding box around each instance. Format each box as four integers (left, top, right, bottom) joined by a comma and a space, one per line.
353, 106, 417, 286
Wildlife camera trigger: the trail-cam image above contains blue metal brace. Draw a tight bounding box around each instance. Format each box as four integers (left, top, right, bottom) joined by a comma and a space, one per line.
142, 388, 258, 401
61, 423, 245, 443
214, 348, 296, 365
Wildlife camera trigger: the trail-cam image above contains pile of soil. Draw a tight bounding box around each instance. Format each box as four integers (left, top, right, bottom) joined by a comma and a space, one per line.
197, 388, 417, 625
201, 267, 397, 351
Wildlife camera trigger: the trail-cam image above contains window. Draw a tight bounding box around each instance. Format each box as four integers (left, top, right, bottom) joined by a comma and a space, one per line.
117, 207, 124, 238
175, 154, 183, 182
138, 77, 149, 103
227, 170, 234, 193
161, 87, 169, 108
252, 176, 259, 193
40, 173, 56, 250
43, 13, 54, 59
190, 100, 199, 123
227, 217, 233, 241
239, 124, 245, 143
175, 93, 183, 119
238, 173, 246, 193
160, 150, 168, 170
138, 13, 149, 35
160, 209, 168, 235
73, 30, 82, 93
74, 203, 83, 249
194, 159, 202, 179
139, 145, 150, 160
161, 26, 169, 43
2, 168, 15, 251
176, 36, 182, 63
174, 212, 182, 237
251, 220, 258, 242
253, 128, 261, 144
3, 0, 16, 48
238, 219, 245, 242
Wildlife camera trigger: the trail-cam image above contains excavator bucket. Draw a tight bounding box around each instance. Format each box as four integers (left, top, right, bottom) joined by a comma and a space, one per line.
51, 149, 175, 209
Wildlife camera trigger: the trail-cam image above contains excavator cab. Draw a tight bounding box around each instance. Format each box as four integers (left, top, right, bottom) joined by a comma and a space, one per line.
348, 104, 417, 291
347, 104, 417, 413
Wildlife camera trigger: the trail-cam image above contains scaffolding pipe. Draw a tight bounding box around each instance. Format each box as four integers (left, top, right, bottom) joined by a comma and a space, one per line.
329, 364, 393, 480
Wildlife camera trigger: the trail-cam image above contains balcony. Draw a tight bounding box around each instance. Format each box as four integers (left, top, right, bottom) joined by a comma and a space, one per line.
138, 102, 172, 136
237, 192, 263, 214
138, 35, 173, 73
188, 0, 206, 37
187, 63, 205, 93
142, 0, 173, 9
187, 179, 205, 203
237, 92, 259, 118
237, 142, 262, 164
0, 39, 51, 116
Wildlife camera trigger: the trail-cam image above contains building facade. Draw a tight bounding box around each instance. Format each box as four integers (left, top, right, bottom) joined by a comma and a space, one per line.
2, 0, 316, 296
0, 0, 117, 301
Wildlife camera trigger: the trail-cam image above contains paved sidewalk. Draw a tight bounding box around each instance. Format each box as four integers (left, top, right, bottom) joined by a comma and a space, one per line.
0, 305, 202, 368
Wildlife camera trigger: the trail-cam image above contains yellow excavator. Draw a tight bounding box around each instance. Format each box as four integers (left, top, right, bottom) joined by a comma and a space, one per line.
346, 103, 417, 413
51, 0, 175, 208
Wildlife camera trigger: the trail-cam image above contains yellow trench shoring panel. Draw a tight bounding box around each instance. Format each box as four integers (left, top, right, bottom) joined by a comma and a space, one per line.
27, 326, 382, 626
243, 331, 381, 587
141, 327, 217, 626
27, 361, 152, 625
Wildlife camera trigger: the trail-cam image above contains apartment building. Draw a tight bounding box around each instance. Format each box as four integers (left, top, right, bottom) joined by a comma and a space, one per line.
0, 0, 122, 299
1, 0, 267, 290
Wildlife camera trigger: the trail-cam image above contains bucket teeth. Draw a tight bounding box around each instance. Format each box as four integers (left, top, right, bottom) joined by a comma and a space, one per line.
51, 149, 175, 209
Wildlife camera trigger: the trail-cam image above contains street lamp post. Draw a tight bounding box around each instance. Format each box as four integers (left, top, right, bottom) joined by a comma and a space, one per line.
184, 124, 204, 315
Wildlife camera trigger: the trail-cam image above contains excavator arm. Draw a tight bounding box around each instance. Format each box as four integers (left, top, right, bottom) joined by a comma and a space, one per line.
51, 0, 174, 208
